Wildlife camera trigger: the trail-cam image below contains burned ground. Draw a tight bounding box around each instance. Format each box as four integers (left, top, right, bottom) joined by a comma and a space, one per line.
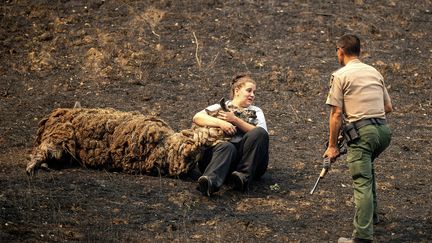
0, 0, 431, 242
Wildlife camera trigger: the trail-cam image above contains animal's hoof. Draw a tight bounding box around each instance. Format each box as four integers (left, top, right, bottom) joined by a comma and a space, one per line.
40, 163, 50, 170
26, 169, 34, 176
26, 164, 37, 176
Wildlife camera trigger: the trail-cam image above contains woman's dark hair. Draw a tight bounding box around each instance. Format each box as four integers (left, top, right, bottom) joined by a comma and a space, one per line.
230, 74, 256, 98
337, 34, 361, 57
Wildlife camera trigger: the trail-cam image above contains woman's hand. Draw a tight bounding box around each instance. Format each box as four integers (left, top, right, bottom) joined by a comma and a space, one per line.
217, 111, 238, 123
218, 120, 237, 135
193, 110, 244, 135
217, 111, 239, 135
218, 110, 257, 134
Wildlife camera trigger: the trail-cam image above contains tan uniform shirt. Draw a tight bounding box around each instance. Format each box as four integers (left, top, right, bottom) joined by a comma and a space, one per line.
326, 59, 391, 123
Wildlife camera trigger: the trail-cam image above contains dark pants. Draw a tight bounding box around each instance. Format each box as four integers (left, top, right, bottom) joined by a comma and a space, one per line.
197, 127, 269, 190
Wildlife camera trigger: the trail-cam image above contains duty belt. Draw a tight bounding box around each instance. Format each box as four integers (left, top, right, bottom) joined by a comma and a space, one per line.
354, 118, 386, 129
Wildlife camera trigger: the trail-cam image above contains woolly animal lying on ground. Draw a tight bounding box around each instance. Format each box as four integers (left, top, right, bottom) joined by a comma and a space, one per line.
26, 100, 258, 177
26, 107, 226, 177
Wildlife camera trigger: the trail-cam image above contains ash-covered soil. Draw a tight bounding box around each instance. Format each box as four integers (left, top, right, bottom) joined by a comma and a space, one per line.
1, 0, 431, 242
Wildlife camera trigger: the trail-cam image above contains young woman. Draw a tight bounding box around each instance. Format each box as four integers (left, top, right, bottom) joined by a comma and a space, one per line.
193, 74, 269, 196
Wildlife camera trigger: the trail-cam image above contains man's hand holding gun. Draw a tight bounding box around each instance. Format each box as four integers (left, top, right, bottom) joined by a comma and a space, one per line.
310, 135, 347, 195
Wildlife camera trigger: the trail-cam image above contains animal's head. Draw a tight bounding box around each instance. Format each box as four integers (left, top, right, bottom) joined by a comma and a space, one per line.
234, 109, 257, 125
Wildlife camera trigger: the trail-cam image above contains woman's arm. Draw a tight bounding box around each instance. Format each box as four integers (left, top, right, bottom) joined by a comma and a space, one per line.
193, 110, 237, 135
217, 111, 256, 133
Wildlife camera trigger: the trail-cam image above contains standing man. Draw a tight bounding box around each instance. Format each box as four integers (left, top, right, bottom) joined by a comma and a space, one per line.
324, 34, 393, 243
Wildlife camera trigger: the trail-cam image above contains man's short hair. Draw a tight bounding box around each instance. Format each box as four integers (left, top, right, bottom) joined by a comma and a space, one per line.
337, 34, 361, 57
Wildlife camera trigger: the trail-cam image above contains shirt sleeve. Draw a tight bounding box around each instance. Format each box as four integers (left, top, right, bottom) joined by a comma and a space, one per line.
326, 74, 344, 108
254, 107, 268, 132
203, 103, 220, 113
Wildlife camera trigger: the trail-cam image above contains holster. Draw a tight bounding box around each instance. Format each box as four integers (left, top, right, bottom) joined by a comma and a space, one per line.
342, 118, 386, 144
342, 122, 359, 143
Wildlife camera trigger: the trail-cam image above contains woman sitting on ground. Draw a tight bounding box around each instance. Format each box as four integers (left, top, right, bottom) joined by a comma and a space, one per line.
193, 74, 269, 196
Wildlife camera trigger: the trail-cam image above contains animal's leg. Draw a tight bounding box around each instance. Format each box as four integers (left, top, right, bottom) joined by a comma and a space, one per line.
26, 150, 46, 176
26, 142, 61, 176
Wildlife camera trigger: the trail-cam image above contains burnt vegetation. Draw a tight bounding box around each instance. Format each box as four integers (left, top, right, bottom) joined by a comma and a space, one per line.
0, 0, 431, 242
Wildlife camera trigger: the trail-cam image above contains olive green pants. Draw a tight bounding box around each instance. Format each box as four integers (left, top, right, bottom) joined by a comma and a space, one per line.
347, 124, 391, 240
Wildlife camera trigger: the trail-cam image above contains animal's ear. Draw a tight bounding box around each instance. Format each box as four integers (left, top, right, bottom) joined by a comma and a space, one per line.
219, 98, 228, 111
74, 101, 82, 108
205, 108, 218, 117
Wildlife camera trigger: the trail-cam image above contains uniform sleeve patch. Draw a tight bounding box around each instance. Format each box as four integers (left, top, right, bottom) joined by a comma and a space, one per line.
329, 75, 335, 87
